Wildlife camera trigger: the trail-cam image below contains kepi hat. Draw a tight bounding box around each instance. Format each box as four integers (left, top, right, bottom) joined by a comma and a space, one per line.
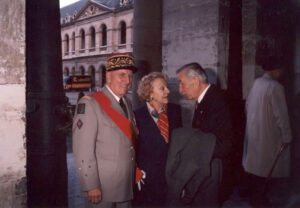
106, 53, 137, 73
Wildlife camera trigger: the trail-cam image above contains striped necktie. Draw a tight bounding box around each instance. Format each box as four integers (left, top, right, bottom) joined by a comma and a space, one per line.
157, 105, 169, 143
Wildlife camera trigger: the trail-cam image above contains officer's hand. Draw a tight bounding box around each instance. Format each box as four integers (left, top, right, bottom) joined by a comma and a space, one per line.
88, 188, 102, 203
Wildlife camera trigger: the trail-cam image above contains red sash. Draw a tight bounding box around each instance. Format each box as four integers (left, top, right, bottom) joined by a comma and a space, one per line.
91, 92, 143, 183
91, 92, 133, 142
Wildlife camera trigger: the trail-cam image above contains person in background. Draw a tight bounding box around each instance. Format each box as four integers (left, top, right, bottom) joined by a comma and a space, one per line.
177, 62, 233, 207
133, 72, 182, 207
72, 53, 138, 208
242, 56, 292, 207
77, 91, 85, 103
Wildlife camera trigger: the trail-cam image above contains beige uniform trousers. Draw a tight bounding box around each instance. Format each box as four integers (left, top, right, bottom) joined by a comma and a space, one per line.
85, 199, 132, 208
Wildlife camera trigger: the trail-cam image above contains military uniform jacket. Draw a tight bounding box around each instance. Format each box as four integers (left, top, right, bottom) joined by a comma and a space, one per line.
72, 86, 137, 202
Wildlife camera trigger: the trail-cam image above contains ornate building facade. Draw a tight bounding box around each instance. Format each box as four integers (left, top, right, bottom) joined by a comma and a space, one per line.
60, 0, 134, 89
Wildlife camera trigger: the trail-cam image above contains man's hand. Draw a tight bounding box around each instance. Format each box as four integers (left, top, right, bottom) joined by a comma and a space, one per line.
87, 188, 102, 204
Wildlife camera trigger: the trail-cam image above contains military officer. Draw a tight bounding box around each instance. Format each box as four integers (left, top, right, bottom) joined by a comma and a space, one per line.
72, 53, 138, 208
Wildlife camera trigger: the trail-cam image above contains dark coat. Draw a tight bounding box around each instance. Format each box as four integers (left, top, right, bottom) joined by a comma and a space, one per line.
134, 103, 182, 205
192, 85, 233, 159
165, 127, 216, 205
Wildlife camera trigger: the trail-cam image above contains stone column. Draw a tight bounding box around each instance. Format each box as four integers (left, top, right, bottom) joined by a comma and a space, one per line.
107, 22, 114, 53
126, 23, 131, 51
95, 30, 100, 50
76, 32, 81, 56
26, 0, 68, 206
132, 0, 163, 108
86, 30, 91, 54
61, 37, 65, 57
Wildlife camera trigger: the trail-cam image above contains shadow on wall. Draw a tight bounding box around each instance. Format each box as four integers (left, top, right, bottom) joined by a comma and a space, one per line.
204, 68, 218, 86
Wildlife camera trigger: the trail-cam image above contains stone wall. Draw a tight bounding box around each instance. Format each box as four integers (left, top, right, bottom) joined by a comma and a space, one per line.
0, 0, 26, 207
162, 0, 230, 124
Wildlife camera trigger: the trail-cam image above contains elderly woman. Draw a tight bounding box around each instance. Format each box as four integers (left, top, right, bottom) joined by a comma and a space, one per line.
134, 72, 182, 206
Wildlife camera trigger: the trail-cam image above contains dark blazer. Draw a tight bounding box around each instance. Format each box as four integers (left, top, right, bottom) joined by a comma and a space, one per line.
166, 127, 216, 204
134, 103, 182, 205
192, 85, 233, 159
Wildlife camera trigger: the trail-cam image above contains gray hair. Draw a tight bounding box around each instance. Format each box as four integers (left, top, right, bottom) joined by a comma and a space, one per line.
176, 62, 208, 83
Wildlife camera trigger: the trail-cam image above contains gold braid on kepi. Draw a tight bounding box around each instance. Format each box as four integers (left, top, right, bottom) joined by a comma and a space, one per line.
106, 53, 137, 73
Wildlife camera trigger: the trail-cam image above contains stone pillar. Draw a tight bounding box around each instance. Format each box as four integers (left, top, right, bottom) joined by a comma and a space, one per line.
61, 37, 65, 57
292, 11, 300, 184
107, 22, 114, 53
132, 0, 163, 108
126, 24, 131, 51
95, 30, 100, 50
0, 0, 26, 207
76, 32, 81, 55
129, 21, 133, 49
86, 30, 91, 54
26, 0, 68, 206
294, 16, 300, 95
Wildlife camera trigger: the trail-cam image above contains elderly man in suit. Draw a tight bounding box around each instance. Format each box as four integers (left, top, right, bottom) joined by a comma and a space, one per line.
72, 53, 138, 208
176, 62, 233, 206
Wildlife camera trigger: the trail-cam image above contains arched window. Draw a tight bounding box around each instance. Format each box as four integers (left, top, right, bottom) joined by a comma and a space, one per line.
119, 21, 126, 44
64, 67, 69, 76
71, 67, 75, 75
90, 27, 96, 50
101, 24, 107, 46
80, 29, 85, 50
80, 66, 85, 75
72, 32, 75, 53
65, 34, 69, 54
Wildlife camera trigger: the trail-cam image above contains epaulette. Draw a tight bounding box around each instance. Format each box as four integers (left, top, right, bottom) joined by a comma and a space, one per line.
82, 95, 91, 100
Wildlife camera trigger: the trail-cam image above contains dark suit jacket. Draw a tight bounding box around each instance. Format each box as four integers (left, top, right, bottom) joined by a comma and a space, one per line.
166, 127, 216, 204
134, 103, 182, 204
192, 85, 233, 159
